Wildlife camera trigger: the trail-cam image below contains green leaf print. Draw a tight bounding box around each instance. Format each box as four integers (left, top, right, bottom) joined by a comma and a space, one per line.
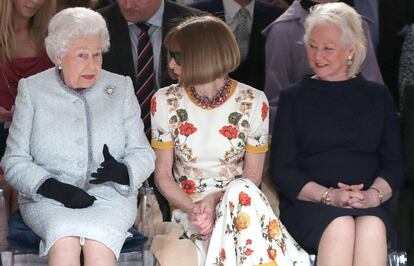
228, 112, 243, 125
176, 109, 188, 122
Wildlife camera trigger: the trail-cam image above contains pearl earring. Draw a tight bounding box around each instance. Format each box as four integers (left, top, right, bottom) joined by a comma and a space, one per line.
346, 56, 353, 67
58, 65, 62, 70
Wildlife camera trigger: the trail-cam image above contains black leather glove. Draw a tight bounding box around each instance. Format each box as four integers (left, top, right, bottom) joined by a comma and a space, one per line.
37, 178, 96, 208
89, 144, 130, 185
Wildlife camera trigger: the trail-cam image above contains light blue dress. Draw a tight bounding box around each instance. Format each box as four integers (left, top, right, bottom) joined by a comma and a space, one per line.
1, 68, 155, 258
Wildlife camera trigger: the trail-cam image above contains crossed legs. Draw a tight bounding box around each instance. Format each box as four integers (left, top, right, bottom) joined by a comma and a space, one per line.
48, 237, 115, 266
317, 215, 387, 266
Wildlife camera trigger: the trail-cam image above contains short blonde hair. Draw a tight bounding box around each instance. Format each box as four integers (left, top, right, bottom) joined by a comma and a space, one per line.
45, 7, 110, 65
164, 15, 240, 87
304, 2, 367, 78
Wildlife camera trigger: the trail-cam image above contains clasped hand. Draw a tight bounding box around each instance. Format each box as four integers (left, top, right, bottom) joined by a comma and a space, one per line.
89, 144, 130, 185
329, 182, 380, 208
190, 195, 216, 240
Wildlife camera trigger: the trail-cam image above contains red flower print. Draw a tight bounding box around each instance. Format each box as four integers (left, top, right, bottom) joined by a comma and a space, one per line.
261, 102, 268, 121
179, 122, 197, 136
220, 248, 226, 261
180, 179, 196, 194
268, 248, 276, 260
219, 125, 238, 140
245, 248, 252, 256
239, 191, 251, 206
246, 239, 252, 245
150, 96, 157, 116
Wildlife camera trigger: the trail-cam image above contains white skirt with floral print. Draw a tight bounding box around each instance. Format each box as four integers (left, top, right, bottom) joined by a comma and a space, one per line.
172, 178, 310, 266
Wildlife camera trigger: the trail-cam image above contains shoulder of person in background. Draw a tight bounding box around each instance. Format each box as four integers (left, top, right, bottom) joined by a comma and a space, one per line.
263, 0, 293, 11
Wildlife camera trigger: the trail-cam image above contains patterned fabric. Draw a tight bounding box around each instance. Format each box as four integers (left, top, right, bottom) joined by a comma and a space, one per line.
235, 7, 250, 62
151, 80, 268, 202
399, 23, 414, 109
151, 80, 310, 265
136, 23, 155, 136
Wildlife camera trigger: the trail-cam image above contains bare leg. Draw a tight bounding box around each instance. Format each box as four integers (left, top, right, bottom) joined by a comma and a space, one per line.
317, 216, 355, 266
353, 216, 387, 266
48, 237, 81, 266
83, 239, 115, 266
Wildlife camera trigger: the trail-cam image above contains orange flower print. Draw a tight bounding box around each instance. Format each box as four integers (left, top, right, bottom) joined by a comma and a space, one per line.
179, 122, 197, 136
235, 212, 250, 231
220, 248, 226, 261
239, 191, 251, 206
268, 219, 280, 238
261, 102, 268, 121
268, 248, 276, 261
180, 179, 196, 194
219, 125, 238, 140
245, 248, 253, 256
150, 96, 157, 116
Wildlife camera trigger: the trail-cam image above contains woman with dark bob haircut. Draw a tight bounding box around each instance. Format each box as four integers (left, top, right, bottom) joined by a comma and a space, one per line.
150, 15, 310, 266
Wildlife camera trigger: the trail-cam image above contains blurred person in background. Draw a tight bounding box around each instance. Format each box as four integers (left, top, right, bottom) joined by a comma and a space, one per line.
0, 0, 56, 217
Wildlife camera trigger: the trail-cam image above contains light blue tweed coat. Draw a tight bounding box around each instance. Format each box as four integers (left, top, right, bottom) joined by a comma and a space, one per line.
1, 68, 155, 258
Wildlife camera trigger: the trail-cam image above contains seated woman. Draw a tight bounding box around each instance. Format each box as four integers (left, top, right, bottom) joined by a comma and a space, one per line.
1, 7, 155, 266
151, 15, 310, 266
270, 3, 404, 266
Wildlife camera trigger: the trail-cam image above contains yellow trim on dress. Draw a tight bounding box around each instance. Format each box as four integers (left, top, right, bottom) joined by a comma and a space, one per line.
185, 78, 238, 109
258, 261, 277, 266
246, 143, 268, 153
151, 139, 174, 149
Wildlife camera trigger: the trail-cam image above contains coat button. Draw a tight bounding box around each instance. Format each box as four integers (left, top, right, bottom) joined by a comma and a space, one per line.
77, 161, 85, 168
76, 138, 84, 145
73, 99, 82, 105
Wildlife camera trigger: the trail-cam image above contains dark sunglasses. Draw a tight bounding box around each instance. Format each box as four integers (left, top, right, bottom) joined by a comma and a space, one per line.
169, 51, 182, 66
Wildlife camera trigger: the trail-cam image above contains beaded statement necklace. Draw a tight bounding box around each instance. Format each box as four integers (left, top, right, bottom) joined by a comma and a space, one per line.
189, 76, 232, 109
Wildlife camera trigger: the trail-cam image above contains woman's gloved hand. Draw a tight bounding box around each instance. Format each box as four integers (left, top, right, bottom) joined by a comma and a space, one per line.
37, 178, 96, 208
89, 144, 130, 185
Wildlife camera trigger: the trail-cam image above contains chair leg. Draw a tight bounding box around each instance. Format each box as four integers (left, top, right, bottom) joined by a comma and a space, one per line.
10, 251, 14, 266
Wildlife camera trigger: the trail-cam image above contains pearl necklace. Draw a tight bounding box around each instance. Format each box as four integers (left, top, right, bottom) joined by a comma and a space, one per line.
189, 77, 232, 109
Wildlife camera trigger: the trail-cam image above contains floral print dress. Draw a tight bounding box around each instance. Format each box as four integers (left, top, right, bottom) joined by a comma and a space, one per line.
151, 80, 310, 266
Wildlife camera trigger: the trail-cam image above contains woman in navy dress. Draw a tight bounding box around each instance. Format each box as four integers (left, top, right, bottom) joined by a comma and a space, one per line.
270, 3, 404, 266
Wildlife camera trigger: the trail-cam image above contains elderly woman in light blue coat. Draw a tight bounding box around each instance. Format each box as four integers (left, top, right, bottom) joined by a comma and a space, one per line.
0, 7, 155, 266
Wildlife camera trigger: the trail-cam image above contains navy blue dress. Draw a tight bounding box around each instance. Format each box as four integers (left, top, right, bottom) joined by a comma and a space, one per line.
270, 74, 404, 253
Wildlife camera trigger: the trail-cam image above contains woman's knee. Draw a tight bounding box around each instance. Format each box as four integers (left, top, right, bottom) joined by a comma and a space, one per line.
225, 178, 258, 196
321, 216, 356, 242
50, 236, 81, 255
355, 216, 386, 238
82, 239, 115, 261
